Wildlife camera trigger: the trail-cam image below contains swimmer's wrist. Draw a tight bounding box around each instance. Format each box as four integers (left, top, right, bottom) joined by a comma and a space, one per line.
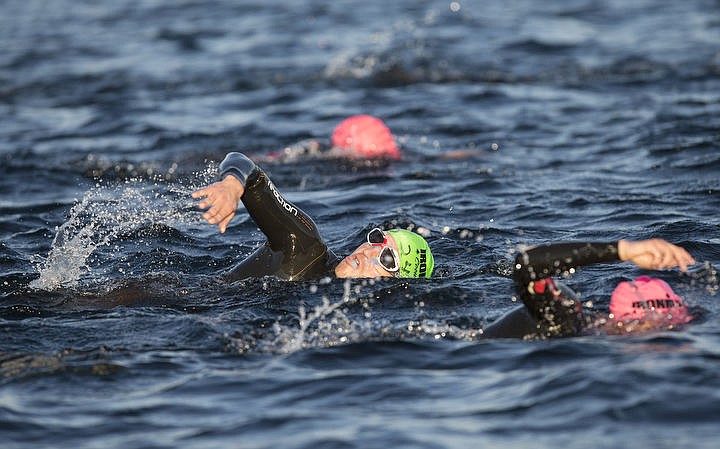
222, 174, 245, 197
617, 239, 629, 261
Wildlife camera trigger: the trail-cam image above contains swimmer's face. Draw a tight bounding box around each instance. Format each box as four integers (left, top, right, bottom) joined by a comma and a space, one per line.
335, 233, 399, 278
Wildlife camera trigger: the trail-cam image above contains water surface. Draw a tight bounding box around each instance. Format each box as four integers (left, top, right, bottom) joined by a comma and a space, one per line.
1, 1, 719, 448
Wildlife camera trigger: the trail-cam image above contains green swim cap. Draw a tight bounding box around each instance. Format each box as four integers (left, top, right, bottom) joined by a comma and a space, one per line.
386, 229, 434, 278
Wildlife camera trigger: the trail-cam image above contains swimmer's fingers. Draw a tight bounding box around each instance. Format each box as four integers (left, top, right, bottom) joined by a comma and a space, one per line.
202, 200, 235, 225
661, 241, 695, 271
679, 248, 696, 272
192, 183, 223, 211
192, 177, 244, 203
648, 239, 694, 270
192, 177, 244, 231
218, 213, 235, 234
649, 239, 683, 270
191, 187, 209, 199
196, 195, 214, 211
656, 240, 676, 269
197, 190, 224, 213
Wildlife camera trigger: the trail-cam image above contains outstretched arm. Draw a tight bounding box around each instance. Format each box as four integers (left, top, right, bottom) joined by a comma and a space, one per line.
514, 238, 694, 287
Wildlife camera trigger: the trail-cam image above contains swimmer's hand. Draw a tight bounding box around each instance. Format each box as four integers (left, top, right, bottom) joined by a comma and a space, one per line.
618, 239, 695, 272
191, 175, 245, 233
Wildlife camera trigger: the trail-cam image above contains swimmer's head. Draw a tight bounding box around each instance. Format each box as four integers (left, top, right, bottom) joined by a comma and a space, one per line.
331, 115, 400, 159
610, 276, 689, 323
335, 228, 434, 279
386, 229, 434, 278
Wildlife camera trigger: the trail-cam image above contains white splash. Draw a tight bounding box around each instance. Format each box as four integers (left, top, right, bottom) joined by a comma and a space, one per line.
246, 278, 487, 355
269, 280, 368, 354
30, 169, 215, 291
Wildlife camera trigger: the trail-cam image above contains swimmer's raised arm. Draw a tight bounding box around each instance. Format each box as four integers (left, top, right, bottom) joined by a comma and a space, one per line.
514, 239, 694, 286
192, 152, 336, 280
192, 152, 256, 233
618, 239, 695, 272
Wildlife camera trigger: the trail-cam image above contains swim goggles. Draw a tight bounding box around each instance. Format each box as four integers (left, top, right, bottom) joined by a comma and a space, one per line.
366, 228, 400, 273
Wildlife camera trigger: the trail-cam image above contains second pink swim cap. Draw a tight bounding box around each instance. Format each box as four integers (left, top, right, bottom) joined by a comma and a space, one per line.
331, 115, 400, 159
610, 276, 689, 323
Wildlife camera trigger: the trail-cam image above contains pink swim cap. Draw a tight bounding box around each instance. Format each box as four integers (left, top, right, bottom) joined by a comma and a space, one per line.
331, 115, 400, 159
610, 276, 689, 323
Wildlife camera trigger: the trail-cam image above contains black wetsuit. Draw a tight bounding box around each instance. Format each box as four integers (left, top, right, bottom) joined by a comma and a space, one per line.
483, 242, 620, 338
218, 152, 622, 338
220, 152, 340, 281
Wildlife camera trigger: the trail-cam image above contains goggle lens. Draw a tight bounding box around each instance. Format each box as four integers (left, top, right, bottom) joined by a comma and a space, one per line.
367, 228, 386, 245
379, 246, 399, 272
366, 228, 399, 273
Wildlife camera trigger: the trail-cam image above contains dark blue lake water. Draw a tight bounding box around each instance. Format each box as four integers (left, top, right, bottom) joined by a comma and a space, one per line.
1, 1, 720, 448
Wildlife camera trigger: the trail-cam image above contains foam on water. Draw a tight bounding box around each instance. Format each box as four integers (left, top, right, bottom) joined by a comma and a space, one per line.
268, 279, 367, 353
226, 277, 491, 356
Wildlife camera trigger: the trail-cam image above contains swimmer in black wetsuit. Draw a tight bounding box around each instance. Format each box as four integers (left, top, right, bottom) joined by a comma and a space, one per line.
192, 152, 433, 281
482, 239, 696, 338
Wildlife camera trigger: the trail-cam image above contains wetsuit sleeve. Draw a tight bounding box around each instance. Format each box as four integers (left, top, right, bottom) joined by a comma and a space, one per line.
219, 151, 257, 187
220, 152, 338, 280
513, 242, 620, 337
